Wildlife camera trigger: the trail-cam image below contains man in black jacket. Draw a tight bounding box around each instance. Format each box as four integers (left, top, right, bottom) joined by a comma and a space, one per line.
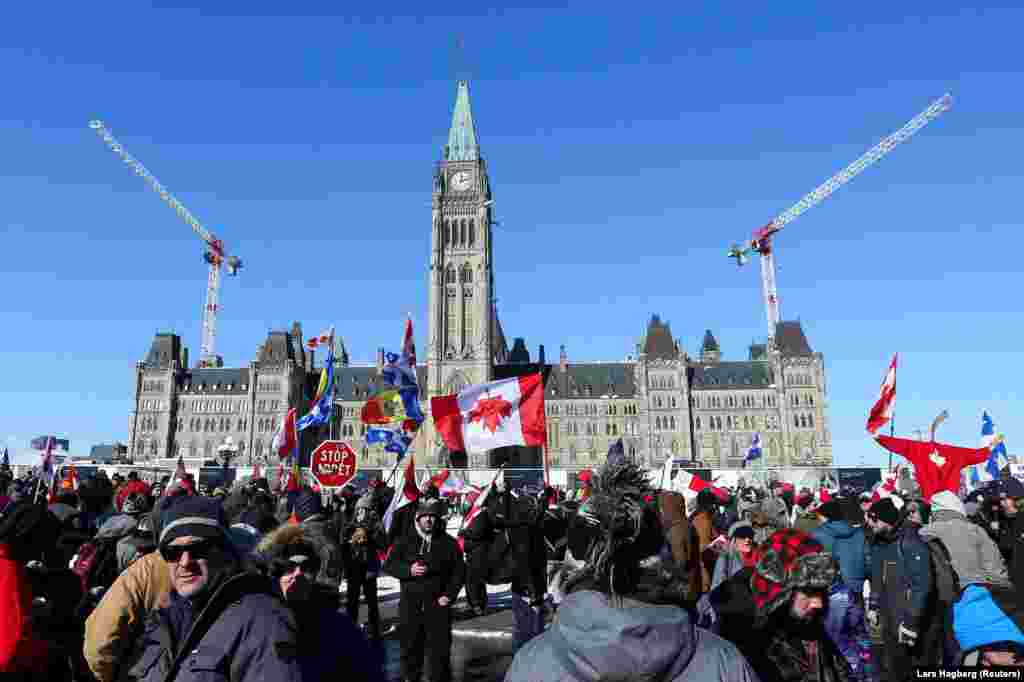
866, 497, 933, 681
384, 498, 465, 682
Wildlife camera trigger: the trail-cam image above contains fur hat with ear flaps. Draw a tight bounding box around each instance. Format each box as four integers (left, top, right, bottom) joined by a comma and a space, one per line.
750, 528, 837, 622
255, 523, 323, 579
562, 459, 662, 600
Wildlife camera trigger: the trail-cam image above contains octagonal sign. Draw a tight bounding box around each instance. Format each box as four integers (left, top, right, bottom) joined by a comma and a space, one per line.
311, 440, 358, 489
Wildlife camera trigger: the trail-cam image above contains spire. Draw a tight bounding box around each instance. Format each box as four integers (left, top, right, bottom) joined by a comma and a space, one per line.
445, 80, 479, 161
702, 329, 719, 352
701, 329, 721, 364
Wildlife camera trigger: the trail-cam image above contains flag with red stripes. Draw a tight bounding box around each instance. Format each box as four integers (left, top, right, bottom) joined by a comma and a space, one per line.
866, 354, 897, 434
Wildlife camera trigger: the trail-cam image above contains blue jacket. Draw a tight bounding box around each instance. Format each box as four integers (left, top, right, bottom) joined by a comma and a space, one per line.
126, 572, 303, 682
813, 520, 868, 594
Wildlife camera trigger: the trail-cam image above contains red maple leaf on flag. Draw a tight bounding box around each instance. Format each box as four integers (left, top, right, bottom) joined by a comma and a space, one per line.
468, 396, 513, 433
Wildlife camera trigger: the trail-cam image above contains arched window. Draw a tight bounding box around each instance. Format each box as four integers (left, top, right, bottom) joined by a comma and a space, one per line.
808, 414, 815, 428
695, 416, 702, 430
445, 266, 456, 284
446, 220, 453, 247
794, 415, 801, 428
743, 416, 750, 429
655, 416, 662, 430
716, 416, 723, 430
461, 265, 472, 284
468, 219, 475, 247
460, 220, 467, 246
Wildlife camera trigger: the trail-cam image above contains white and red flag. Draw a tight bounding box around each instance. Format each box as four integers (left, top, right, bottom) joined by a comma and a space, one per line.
164, 456, 189, 497
866, 354, 898, 434
431, 374, 545, 453
383, 455, 419, 533
672, 469, 729, 503
272, 408, 298, 459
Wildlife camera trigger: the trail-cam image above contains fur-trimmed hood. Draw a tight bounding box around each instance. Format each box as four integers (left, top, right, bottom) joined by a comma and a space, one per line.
256, 523, 319, 558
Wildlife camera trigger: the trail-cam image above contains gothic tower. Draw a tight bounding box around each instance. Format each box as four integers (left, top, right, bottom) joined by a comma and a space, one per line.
426, 81, 495, 462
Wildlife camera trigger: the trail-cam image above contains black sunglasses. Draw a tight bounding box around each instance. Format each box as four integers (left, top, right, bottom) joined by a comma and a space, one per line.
160, 539, 220, 563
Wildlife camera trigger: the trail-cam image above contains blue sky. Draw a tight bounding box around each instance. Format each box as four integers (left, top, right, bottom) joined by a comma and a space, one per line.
2, 3, 1022, 467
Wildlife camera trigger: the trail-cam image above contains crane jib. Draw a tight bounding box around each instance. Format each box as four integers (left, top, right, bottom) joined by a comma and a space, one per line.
87, 119, 240, 368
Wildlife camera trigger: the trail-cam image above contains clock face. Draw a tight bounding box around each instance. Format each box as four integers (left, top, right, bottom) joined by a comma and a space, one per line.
451, 171, 472, 191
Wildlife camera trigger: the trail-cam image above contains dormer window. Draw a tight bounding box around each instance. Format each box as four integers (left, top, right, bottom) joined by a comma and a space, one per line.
213, 384, 219, 390
241, 384, 248, 391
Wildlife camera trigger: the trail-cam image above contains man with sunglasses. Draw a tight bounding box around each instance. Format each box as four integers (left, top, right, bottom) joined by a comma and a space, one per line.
126, 496, 302, 682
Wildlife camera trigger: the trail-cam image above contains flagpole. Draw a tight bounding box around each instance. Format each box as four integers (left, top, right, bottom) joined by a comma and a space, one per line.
329, 327, 337, 442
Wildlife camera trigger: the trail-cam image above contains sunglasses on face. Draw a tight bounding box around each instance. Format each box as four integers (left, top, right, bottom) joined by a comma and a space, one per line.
160, 539, 219, 563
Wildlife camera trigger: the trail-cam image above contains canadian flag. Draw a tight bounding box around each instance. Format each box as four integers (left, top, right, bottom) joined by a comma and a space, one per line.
431, 374, 545, 453
866, 354, 897, 434
272, 408, 298, 459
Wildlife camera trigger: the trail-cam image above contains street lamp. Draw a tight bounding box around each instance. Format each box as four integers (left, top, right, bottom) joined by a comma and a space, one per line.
216, 436, 239, 471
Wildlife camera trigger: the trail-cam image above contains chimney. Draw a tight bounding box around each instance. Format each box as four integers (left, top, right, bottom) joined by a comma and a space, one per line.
538, 344, 546, 367
560, 344, 568, 373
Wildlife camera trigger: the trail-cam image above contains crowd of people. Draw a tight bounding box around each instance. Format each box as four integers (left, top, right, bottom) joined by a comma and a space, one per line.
3, 455, 1024, 681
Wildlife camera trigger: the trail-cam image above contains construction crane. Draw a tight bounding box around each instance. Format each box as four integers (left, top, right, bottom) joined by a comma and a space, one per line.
88, 120, 242, 368
728, 93, 953, 345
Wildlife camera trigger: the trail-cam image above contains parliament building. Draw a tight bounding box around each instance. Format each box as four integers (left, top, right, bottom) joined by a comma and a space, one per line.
128, 81, 832, 473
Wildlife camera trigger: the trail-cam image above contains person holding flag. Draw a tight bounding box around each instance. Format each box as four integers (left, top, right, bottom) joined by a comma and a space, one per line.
458, 469, 503, 617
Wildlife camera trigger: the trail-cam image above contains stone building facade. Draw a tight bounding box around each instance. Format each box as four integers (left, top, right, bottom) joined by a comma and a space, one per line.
128, 80, 831, 470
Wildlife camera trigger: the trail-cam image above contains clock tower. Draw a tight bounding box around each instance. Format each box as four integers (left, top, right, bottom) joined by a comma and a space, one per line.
426, 80, 496, 463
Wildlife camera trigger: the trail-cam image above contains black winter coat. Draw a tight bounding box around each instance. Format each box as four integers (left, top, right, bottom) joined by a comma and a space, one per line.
868, 525, 932, 632
384, 529, 465, 602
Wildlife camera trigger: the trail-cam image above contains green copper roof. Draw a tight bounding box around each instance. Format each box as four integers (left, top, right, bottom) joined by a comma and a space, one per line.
445, 80, 479, 161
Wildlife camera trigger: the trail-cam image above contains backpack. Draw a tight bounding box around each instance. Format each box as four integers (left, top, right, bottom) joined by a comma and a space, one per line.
71, 536, 121, 591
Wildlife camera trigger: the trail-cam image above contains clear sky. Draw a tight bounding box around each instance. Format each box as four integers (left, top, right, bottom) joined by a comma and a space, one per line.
2, 3, 1022, 467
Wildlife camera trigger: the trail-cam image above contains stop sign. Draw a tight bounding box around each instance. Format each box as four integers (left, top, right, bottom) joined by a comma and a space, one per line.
311, 440, 358, 489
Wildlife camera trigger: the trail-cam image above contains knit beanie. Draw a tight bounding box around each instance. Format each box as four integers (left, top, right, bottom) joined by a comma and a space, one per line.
869, 498, 901, 526
293, 489, 323, 522
930, 491, 965, 517
728, 520, 755, 540
159, 496, 229, 547
416, 498, 444, 520
750, 528, 835, 619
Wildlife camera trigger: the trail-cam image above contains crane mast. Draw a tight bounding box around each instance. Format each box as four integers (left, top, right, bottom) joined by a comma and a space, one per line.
89, 120, 242, 368
728, 93, 953, 344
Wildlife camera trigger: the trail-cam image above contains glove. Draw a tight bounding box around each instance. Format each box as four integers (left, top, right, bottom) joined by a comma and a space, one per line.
866, 609, 879, 629
898, 623, 918, 646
